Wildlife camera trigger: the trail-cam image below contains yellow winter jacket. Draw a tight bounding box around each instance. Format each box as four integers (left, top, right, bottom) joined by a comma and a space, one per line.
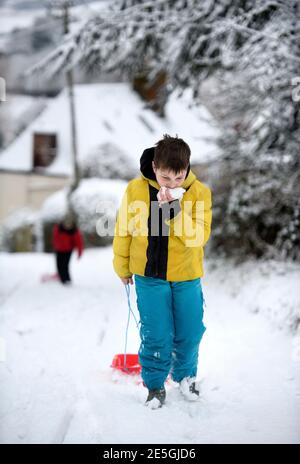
113, 147, 212, 282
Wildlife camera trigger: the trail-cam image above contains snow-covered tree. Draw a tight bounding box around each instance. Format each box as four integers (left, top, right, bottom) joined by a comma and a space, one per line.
206, 3, 300, 260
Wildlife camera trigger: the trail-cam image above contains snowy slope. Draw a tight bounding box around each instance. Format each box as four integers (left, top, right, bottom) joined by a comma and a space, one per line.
0, 249, 299, 444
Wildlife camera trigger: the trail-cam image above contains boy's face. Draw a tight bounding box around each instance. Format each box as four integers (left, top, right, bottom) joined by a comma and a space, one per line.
152, 162, 187, 189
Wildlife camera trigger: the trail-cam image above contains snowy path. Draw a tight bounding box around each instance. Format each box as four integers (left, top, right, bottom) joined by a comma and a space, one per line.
0, 249, 299, 444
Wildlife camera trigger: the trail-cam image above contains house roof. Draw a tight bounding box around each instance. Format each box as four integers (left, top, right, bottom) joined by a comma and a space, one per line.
0, 82, 219, 176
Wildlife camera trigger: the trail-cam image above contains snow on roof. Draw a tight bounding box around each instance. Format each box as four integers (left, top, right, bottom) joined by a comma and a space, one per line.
0, 6, 45, 35
0, 1, 108, 36
0, 82, 219, 176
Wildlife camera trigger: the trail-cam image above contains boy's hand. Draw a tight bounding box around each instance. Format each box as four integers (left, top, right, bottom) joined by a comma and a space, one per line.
157, 187, 173, 206
120, 277, 133, 285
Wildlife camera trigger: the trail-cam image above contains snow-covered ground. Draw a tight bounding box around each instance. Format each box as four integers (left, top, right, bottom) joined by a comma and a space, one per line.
0, 249, 299, 444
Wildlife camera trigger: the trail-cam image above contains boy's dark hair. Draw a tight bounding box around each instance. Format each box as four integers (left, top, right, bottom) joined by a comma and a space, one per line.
154, 134, 190, 174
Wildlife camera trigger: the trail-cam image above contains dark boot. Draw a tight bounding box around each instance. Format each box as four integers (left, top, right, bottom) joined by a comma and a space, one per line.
145, 387, 166, 409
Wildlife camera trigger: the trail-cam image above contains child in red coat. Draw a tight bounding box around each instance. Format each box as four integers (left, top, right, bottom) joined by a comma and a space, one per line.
52, 216, 84, 284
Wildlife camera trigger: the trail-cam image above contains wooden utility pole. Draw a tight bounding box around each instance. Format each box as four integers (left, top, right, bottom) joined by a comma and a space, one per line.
63, 1, 80, 200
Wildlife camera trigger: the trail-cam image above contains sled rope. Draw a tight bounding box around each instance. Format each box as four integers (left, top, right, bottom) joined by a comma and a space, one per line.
124, 283, 140, 372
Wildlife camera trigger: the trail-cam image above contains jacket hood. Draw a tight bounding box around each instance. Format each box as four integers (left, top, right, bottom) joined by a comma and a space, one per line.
140, 146, 196, 190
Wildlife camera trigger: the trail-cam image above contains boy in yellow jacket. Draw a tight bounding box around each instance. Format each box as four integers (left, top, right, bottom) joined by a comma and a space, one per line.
113, 134, 212, 409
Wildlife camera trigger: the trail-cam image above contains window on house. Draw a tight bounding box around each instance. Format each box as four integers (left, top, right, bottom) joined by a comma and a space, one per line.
33, 132, 57, 169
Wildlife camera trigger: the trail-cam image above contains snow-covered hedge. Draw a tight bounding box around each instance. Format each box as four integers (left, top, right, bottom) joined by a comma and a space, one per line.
1, 207, 38, 252
40, 178, 128, 250
79, 142, 137, 181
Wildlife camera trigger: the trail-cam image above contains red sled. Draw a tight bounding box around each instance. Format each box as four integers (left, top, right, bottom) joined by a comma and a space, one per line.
40, 273, 60, 283
111, 353, 141, 375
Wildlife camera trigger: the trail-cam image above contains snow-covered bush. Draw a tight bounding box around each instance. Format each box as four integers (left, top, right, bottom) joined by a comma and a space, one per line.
80, 142, 137, 181
40, 188, 68, 225
70, 178, 126, 247
40, 178, 127, 251
1, 208, 37, 252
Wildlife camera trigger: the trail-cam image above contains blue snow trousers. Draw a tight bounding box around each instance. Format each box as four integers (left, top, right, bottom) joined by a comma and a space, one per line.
134, 274, 206, 390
